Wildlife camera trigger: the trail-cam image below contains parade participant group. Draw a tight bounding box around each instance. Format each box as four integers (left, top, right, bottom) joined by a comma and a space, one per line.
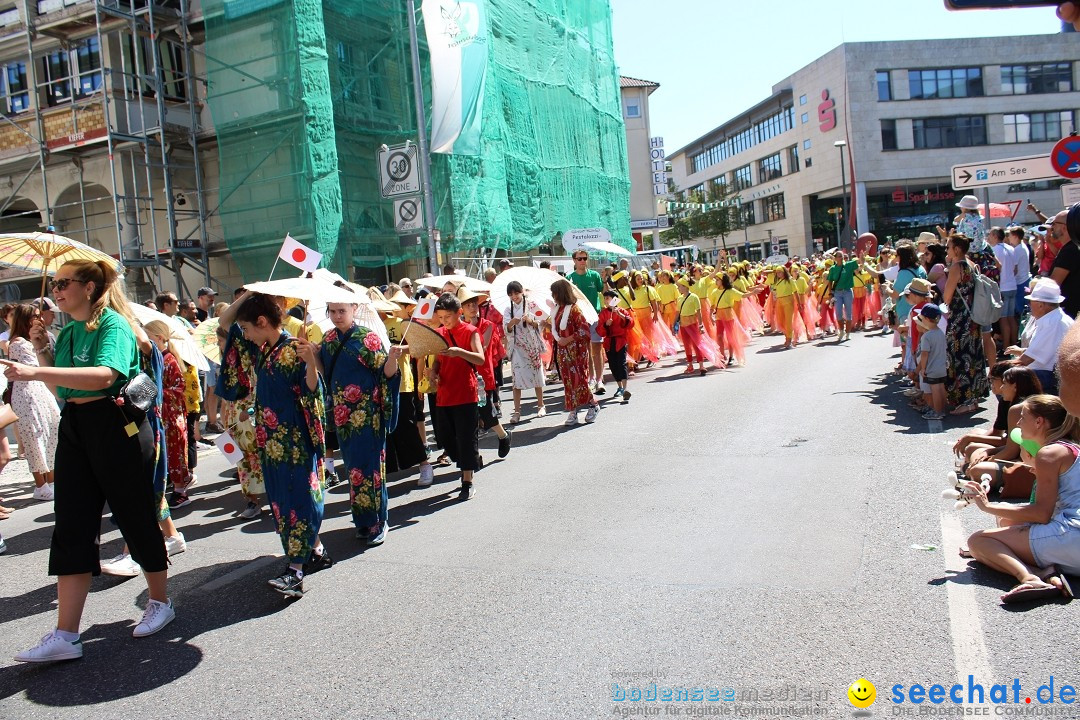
3, 195, 1080, 663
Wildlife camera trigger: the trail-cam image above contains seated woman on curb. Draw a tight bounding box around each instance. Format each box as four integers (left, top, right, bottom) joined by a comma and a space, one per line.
964, 394, 1080, 604
957, 365, 1041, 472
953, 361, 1018, 463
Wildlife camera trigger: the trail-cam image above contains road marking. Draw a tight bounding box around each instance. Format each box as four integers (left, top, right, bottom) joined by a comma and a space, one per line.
939, 511, 995, 710
196, 555, 280, 593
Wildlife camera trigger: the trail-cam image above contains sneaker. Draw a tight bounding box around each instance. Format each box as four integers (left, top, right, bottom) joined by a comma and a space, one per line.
168, 492, 191, 509
594, 385, 606, 395
498, 431, 512, 458
564, 410, 580, 426
164, 532, 186, 556
32, 484, 54, 501
417, 464, 434, 487
326, 469, 344, 488
14, 631, 83, 663
101, 553, 141, 577
270, 569, 305, 598
622, 390, 632, 403
459, 481, 475, 501
366, 523, 388, 546
132, 599, 175, 638
903, 388, 922, 397
195, 437, 214, 447
922, 409, 946, 421
536, 406, 547, 418
0, 537, 6, 554
584, 405, 599, 423
303, 548, 334, 574
509, 410, 520, 424
613, 387, 624, 398
204, 422, 225, 434
239, 501, 261, 519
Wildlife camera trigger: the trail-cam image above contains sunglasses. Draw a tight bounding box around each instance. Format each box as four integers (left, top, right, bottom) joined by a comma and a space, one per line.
573, 256, 587, 261
49, 278, 86, 292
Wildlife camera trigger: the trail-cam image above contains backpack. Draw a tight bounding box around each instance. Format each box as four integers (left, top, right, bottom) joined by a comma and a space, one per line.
960, 262, 1003, 326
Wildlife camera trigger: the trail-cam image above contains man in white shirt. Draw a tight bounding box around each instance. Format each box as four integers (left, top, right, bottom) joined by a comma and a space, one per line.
1007, 278, 1073, 395
1008, 226, 1032, 319
989, 227, 1019, 352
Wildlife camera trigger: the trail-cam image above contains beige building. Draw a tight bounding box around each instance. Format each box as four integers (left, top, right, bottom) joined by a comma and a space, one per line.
668, 33, 1080, 260
620, 75, 665, 251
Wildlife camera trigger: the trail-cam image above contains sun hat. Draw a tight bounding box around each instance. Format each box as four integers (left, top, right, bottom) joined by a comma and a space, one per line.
387, 289, 417, 306
398, 322, 449, 357
455, 285, 487, 305
956, 195, 980, 211
1027, 277, 1065, 304
916, 231, 938, 245
611, 271, 628, 283
906, 278, 932, 297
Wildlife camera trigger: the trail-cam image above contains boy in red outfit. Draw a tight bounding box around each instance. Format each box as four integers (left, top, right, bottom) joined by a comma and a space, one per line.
596, 290, 635, 403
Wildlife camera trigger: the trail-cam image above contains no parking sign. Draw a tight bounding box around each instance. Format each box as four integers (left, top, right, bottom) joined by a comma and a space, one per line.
1051, 135, 1080, 180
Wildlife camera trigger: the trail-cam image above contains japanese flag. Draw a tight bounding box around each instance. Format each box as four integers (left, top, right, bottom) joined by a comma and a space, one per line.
412, 295, 436, 319
215, 431, 244, 466
278, 234, 322, 272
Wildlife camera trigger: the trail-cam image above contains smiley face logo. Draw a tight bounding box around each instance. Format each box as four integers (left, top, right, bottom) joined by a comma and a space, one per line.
847, 678, 876, 709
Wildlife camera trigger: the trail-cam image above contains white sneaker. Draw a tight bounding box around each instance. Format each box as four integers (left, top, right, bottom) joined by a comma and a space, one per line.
14, 630, 83, 663
164, 532, 186, 556
239, 501, 261, 519
133, 599, 175, 638
417, 463, 434, 487
101, 553, 141, 577
584, 405, 599, 423
564, 410, 580, 426
33, 484, 54, 501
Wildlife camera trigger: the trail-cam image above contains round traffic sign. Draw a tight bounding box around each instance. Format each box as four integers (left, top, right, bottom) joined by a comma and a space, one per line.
387, 151, 412, 182
1051, 135, 1080, 179
398, 199, 418, 223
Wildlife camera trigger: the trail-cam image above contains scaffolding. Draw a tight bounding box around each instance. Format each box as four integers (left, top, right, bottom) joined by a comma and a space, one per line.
0, 0, 211, 299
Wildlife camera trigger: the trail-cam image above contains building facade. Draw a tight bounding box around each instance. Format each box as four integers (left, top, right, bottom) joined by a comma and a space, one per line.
620, 75, 665, 251
667, 33, 1080, 260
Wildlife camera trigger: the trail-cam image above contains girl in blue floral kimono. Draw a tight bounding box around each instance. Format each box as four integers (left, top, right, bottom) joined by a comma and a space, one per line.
217, 291, 329, 598
317, 300, 402, 545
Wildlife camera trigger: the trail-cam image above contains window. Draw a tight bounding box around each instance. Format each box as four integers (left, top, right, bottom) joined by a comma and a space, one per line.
1004, 111, 1073, 143
0, 6, 19, 25
799, 94, 807, 106
876, 70, 892, 101
0, 62, 29, 114
762, 193, 785, 222
801, 112, 808, 124
740, 201, 756, 226
733, 165, 753, 191
36, 0, 81, 14
912, 115, 987, 149
881, 119, 897, 150
804, 157, 812, 168
41, 37, 101, 106
1001, 63, 1072, 95
787, 145, 799, 174
625, 103, 640, 118
689, 106, 795, 173
803, 139, 811, 150
121, 36, 187, 101
758, 152, 782, 184
908, 67, 983, 99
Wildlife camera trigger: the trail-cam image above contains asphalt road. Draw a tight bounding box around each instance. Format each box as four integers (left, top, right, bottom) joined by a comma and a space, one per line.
0, 330, 1076, 720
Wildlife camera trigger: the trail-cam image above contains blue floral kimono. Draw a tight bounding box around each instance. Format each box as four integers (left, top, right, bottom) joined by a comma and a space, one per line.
222, 324, 326, 563
143, 343, 168, 521
318, 324, 399, 535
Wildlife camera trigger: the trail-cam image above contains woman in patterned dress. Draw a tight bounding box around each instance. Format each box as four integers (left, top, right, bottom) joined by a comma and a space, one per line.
503, 280, 547, 423
218, 291, 329, 598
6, 304, 59, 500
551, 279, 599, 426
317, 299, 402, 546
140, 320, 192, 506
944, 234, 990, 414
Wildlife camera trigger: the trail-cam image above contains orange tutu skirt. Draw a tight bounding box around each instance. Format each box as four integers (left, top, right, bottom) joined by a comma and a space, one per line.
660, 301, 678, 332
635, 307, 679, 359
715, 310, 748, 364
700, 298, 718, 341
867, 290, 883, 328
736, 297, 765, 335
626, 319, 649, 363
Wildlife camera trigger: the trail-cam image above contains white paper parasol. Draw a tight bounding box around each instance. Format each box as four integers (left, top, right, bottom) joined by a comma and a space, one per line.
488, 266, 598, 324
129, 302, 210, 372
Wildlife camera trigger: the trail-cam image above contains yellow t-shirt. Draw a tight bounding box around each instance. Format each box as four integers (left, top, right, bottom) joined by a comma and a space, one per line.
795, 276, 809, 295
733, 276, 751, 293
772, 279, 797, 299
678, 292, 702, 319
709, 287, 745, 310
690, 278, 714, 301
283, 315, 324, 344
656, 283, 680, 304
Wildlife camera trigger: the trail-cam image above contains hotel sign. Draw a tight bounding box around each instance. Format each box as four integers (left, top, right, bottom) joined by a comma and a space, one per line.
650, 137, 667, 196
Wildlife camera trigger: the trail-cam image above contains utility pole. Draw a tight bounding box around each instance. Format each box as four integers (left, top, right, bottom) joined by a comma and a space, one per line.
406, 0, 440, 273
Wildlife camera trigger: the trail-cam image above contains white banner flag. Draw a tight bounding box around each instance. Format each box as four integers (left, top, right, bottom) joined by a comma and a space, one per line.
422, 0, 489, 155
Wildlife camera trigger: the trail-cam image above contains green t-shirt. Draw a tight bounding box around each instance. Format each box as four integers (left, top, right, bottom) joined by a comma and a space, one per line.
54, 306, 140, 400
569, 268, 604, 311
827, 260, 858, 291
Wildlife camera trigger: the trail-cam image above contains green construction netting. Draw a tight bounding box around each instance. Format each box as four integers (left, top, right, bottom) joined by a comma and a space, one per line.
203, 0, 631, 279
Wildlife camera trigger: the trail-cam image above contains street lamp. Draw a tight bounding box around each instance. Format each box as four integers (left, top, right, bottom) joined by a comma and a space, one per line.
834, 139, 848, 252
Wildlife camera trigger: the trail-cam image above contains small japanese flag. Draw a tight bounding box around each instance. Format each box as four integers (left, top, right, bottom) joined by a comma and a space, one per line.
215, 431, 244, 466
412, 295, 436, 320
278, 234, 322, 272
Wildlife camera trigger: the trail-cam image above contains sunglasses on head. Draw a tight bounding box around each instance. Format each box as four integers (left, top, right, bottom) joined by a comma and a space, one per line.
49, 278, 86, 292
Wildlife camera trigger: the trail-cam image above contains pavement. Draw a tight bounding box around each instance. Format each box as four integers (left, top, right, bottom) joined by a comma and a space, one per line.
0, 329, 1076, 719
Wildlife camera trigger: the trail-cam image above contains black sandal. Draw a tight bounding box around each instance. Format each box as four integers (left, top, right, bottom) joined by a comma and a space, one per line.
434, 454, 452, 467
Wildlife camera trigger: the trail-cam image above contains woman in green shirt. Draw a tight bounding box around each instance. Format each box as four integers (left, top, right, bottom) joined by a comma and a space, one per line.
3, 259, 174, 663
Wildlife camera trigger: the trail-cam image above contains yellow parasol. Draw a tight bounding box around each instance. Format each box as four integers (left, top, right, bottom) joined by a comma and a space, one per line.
0, 231, 120, 299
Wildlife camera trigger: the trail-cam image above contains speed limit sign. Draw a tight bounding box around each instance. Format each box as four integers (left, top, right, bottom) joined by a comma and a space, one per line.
378, 143, 420, 198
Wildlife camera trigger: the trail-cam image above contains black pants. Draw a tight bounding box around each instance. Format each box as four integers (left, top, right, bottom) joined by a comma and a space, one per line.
606, 346, 628, 382
386, 390, 429, 473
435, 402, 480, 471
186, 411, 199, 469
51, 399, 166, 576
